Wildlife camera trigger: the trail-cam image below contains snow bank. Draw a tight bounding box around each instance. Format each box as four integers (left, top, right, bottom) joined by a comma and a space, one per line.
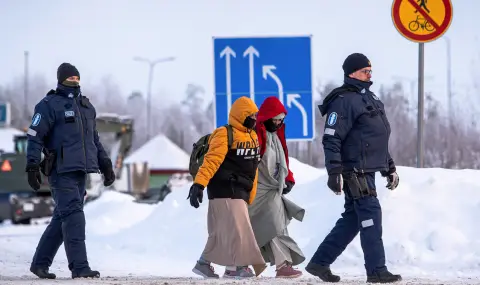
81, 162, 480, 278
2, 158, 480, 280
287, 166, 480, 277
85, 191, 157, 236
288, 157, 326, 185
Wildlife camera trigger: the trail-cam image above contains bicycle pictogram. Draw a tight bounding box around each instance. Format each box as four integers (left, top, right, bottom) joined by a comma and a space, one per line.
408, 15, 434, 32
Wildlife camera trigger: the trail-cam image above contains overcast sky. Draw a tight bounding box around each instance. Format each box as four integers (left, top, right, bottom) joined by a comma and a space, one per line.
0, 0, 478, 110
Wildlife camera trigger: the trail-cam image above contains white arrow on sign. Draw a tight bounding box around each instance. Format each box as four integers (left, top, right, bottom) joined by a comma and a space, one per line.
243, 46, 259, 102
287, 93, 308, 136
220, 46, 236, 116
262, 65, 284, 105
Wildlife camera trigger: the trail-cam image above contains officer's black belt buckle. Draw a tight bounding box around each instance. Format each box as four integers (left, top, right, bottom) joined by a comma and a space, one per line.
344, 171, 377, 199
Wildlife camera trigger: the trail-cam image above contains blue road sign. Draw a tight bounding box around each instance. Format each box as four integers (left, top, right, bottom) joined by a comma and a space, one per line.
0, 102, 11, 127
213, 35, 314, 141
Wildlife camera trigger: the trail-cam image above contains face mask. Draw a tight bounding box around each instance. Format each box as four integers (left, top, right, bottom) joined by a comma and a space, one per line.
243, 116, 256, 130
264, 118, 282, 132
62, 79, 80, 87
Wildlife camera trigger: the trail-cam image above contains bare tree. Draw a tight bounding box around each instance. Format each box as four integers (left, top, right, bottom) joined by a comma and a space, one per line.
83, 75, 127, 115
2, 72, 480, 170
287, 77, 480, 170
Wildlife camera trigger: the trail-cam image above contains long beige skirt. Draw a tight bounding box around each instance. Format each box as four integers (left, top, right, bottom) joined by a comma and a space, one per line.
202, 198, 266, 270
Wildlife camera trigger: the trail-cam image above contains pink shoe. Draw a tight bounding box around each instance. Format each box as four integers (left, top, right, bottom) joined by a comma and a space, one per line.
223, 266, 255, 279
275, 263, 302, 278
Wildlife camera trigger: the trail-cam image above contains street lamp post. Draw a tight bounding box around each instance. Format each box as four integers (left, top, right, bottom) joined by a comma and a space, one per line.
444, 36, 452, 128
133, 56, 175, 141
444, 36, 454, 166
24, 51, 29, 122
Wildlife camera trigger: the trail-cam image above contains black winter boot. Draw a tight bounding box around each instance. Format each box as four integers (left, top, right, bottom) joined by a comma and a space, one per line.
367, 269, 402, 283
305, 262, 341, 282
72, 268, 100, 279
30, 267, 56, 279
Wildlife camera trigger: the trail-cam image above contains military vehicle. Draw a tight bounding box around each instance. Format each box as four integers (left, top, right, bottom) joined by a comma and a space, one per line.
85, 113, 134, 201
0, 135, 53, 225
0, 113, 134, 225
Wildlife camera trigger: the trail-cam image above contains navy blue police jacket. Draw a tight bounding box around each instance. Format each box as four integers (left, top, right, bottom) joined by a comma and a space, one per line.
318, 77, 395, 175
26, 84, 109, 174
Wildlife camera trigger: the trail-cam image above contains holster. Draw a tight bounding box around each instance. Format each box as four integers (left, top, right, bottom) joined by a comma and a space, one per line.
343, 170, 377, 199
40, 148, 56, 177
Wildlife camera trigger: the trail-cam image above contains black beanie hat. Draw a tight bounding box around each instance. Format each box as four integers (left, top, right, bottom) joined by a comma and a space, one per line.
57, 63, 80, 84
342, 53, 371, 76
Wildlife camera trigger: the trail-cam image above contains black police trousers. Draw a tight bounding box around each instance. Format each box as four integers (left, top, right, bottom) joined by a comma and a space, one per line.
309, 172, 387, 275
31, 170, 90, 274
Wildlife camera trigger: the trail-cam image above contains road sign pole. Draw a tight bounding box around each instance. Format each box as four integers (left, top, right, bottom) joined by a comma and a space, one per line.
417, 43, 425, 168
391, 0, 453, 168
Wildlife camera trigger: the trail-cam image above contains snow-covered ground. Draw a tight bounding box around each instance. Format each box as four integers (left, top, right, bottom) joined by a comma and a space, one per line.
1, 158, 480, 284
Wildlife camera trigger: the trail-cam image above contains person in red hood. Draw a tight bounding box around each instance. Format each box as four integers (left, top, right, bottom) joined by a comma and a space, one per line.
247, 96, 306, 278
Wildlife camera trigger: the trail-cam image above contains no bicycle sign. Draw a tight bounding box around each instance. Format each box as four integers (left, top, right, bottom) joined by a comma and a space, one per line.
391, 0, 453, 43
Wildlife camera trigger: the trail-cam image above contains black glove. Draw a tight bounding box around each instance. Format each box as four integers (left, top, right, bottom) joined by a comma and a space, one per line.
26, 165, 42, 191
99, 158, 115, 187
282, 181, 295, 195
187, 183, 204, 208
327, 167, 343, 195
103, 167, 116, 187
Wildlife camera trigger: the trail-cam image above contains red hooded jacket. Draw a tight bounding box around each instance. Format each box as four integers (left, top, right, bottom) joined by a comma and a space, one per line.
256, 96, 295, 184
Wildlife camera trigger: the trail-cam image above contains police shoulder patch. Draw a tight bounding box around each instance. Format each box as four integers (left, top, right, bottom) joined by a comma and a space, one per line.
31, 113, 42, 127
327, 112, 338, 126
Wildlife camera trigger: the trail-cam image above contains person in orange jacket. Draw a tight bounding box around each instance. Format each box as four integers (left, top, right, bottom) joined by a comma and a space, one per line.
188, 96, 266, 279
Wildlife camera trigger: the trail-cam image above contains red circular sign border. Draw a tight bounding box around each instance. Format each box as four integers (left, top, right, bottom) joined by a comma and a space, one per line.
391, 0, 453, 43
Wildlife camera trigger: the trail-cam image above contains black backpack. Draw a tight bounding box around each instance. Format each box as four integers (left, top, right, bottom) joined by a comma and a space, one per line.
189, 124, 234, 179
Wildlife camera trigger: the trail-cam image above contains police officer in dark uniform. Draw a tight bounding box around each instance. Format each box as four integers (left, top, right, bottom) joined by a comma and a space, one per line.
305, 53, 401, 283
26, 63, 116, 279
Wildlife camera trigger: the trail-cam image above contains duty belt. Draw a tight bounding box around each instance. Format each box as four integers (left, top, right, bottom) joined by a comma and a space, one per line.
343, 169, 377, 199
